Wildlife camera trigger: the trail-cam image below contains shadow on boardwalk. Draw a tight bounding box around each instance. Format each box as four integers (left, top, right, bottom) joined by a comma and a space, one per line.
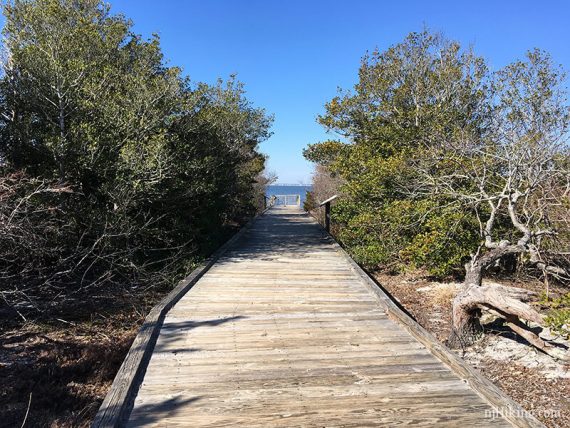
154, 316, 246, 354
127, 396, 202, 426
120, 206, 536, 427
220, 209, 333, 262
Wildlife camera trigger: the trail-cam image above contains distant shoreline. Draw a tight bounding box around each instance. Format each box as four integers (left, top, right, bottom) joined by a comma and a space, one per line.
271, 183, 311, 187
266, 184, 312, 203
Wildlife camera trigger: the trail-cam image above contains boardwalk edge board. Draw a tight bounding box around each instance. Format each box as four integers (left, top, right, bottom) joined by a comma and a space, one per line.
94, 206, 546, 427
320, 224, 545, 428
91, 207, 271, 428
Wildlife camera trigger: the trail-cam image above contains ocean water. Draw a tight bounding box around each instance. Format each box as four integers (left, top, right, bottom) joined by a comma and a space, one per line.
266, 185, 312, 204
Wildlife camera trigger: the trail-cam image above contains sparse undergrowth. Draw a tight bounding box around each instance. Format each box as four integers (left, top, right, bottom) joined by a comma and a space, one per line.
376, 271, 570, 428
0, 290, 162, 428
540, 293, 570, 339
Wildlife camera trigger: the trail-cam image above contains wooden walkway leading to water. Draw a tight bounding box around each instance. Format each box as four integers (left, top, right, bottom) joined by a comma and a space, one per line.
96, 206, 543, 427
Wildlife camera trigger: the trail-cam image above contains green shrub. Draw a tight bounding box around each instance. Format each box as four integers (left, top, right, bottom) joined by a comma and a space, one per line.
540, 293, 570, 338
303, 191, 318, 212
0, 0, 273, 314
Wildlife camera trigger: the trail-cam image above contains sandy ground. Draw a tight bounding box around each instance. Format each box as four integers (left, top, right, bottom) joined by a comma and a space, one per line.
376, 272, 570, 428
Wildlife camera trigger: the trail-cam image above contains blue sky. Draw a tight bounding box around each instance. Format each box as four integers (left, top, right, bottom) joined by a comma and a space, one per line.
21, 1, 570, 183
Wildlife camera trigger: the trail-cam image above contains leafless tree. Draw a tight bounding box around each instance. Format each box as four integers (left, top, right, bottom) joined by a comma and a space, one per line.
413, 50, 570, 359
254, 169, 277, 211
0, 171, 189, 318
307, 165, 344, 224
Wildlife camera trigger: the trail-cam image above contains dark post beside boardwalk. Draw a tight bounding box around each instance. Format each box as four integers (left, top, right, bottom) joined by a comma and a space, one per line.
319, 194, 338, 233
95, 206, 543, 428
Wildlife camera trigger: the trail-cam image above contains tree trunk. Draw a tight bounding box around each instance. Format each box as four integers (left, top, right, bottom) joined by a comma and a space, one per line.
447, 282, 570, 359
448, 254, 494, 348
448, 283, 483, 349
448, 278, 549, 346
447, 245, 561, 356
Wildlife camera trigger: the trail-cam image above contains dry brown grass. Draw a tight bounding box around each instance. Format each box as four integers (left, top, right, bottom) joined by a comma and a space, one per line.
0, 289, 162, 428
429, 283, 459, 307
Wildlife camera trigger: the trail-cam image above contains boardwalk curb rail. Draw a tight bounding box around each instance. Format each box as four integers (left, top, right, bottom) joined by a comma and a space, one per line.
95, 206, 546, 427
91, 206, 272, 428
320, 224, 545, 428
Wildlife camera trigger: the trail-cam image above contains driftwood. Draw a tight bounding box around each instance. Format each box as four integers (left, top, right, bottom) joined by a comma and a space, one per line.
324, 228, 545, 428
450, 262, 569, 360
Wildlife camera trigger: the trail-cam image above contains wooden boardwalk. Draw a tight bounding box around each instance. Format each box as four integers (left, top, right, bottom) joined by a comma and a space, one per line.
104, 206, 541, 427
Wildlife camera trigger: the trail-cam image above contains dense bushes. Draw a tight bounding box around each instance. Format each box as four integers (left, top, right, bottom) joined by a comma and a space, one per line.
305, 30, 570, 351
304, 31, 486, 276
0, 0, 272, 314
304, 31, 569, 282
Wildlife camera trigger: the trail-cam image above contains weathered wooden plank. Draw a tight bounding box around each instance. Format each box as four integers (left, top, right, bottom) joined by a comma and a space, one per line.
98, 206, 544, 427
325, 216, 544, 428
91, 208, 273, 428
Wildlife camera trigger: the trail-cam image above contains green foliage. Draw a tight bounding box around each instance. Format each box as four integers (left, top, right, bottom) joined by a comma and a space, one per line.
401, 206, 481, 277
305, 29, 569, 281
305, 30, 485, 276
332, 198, 479, 276
0, 0, 272, 307
302, 140, 348, 166
303, 190, 317, 212
540, 293, 570, 338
